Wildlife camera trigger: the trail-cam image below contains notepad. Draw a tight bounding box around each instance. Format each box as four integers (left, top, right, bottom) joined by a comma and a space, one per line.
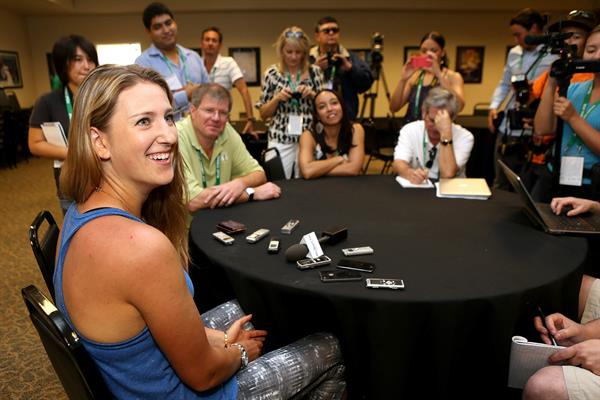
41, 122, 68, 168
507, 335, 564, 389
395, 176, 434, 189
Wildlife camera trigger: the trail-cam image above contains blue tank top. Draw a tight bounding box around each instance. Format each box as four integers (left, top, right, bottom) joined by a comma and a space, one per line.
54, 204, 237, 399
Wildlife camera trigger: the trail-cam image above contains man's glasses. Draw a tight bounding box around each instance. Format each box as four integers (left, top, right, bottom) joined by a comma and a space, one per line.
425, 146, 437, 169
285, 31, 304, 39
319, 27, 339, 34
199, 107, 229, 120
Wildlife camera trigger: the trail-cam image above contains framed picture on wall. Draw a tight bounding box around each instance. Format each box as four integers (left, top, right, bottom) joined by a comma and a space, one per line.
350, 48, 372, 65
228, 47, 261, 87
0, 51, 22, 88
403, 46, 420, 64
456, 46, 485, 84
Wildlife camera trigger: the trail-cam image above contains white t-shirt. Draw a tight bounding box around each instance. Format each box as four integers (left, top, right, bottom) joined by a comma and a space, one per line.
394, 120, 474, 179
208, 55, 244, 91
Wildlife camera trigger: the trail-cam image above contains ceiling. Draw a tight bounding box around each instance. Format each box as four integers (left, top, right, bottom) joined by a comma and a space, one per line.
0, 0, 598, 16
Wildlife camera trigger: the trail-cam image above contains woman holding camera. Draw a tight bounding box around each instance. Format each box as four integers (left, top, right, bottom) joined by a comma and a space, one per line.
298, 89, 364, 179
56, 64, 345, 399
389, 31, 464, 123
257, 26, 322, 179
534, 25, 600, 199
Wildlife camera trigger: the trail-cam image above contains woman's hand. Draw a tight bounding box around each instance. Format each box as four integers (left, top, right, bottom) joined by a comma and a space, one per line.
296, 84, 314, 99
422, 50, 442, 78
276, 87, 293, 103
236, 339, 264, 362
400, 59, 417, 81
554, 96, 578, 123
551, 197, 600, 216
226, 315, 268, 345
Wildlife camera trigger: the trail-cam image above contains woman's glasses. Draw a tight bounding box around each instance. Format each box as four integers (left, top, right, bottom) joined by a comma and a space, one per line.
285, 31, 304, 39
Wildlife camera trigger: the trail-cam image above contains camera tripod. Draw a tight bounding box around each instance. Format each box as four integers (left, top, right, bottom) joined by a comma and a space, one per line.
359, 61, 395, 122
359, 61, 397, 174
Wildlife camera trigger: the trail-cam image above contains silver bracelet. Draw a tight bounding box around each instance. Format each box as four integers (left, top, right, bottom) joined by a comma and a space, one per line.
230, 343, 249, 369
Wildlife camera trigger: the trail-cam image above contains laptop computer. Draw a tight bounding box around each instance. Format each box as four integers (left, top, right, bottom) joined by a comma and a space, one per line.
498, 160, 600, 235
437, 178, 491, 199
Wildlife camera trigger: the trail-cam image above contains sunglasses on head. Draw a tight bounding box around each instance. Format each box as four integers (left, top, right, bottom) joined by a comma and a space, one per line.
285, 31, 304, 39
568, 10, 595, 20
320, 27, 339, 34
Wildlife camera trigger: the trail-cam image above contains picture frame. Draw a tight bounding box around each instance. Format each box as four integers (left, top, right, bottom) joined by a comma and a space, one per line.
349, 48, 372, 65
229, 47, 261, 87
0, 51, 22, 88
455, 46, 485, 84
403, 46, 421, 64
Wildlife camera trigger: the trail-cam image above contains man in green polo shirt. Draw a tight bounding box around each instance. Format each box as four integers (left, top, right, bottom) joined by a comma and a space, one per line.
178, 83, 281, 211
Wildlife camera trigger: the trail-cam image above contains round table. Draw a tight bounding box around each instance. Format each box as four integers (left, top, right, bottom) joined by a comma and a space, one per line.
189, 175, 586, 399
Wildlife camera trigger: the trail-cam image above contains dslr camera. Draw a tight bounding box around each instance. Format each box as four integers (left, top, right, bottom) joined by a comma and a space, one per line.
507, 74, 534, 130
326, 50, 342, 69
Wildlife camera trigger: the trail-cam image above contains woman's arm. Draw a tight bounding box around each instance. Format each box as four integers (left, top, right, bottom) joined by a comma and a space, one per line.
554, 95, 600, 155
439, 70, 465, 112
258, 88, 291, 120
389, 61, 417, 113
298, 131, 344, 179
123, 226, 261, 391
327, 123, 365, 176
534, 75, 558, 136
28, 127, 68, 160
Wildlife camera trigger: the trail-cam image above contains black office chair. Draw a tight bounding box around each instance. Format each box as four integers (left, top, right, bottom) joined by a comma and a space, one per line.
361, 119, 397, 175
29, 210, 60, 300
21, 285, 112, 400
261, 147, 286, 181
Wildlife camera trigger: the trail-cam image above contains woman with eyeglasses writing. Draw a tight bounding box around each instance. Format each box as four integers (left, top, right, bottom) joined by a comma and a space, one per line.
257, 26, 323, 179
392, 87, 473, 184
389, 31, 464, 123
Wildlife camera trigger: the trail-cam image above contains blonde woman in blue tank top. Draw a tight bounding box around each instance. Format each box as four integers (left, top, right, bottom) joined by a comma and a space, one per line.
56, 65, 345, 399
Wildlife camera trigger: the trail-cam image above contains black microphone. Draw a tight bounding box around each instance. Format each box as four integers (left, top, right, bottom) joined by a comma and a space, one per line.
284, 227, 348, 262
524, 32, 573, 46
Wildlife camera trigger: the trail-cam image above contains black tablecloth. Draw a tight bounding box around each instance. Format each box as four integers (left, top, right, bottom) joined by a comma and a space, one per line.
189, 176, 586, 399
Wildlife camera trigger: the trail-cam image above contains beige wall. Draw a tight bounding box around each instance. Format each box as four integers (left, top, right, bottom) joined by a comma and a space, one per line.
23, 9, 554, 116
0, 8, 35, 107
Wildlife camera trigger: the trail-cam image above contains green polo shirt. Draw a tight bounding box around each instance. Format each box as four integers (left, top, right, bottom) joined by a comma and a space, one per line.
177, 116, 264, 202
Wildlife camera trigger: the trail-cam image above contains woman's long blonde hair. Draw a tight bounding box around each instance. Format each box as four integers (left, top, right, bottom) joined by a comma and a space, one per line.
275, 26, 311, 74
60, 64, 189, 266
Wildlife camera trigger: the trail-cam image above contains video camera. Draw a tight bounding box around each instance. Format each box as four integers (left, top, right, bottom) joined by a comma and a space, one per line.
526, 31, 600, 94
507, 74, 534, 130
369, 32, 384, 79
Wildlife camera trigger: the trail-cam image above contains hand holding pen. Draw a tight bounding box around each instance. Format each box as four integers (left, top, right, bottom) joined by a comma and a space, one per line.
537, 306, 558, 346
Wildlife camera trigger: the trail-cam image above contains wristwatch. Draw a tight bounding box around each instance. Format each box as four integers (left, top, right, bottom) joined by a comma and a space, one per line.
230, 343, 249, 369
245, 187, 255, 201
440, 138, 453, 146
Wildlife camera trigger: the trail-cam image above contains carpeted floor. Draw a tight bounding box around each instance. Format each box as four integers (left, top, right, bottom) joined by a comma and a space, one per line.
0, 155, 389, 399
0, 157, 66, 399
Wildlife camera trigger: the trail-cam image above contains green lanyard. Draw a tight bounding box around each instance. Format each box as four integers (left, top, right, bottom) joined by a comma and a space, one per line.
160, 48, 190, 84
199, 153, 220, 188
287, 70, 301, 109
64, 86, 73, 121
413, 71, 426, 120
566, 82, 599, 151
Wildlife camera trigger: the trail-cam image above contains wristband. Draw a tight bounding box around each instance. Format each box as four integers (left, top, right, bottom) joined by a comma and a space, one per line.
440, 139, 453, 146
230, 343, 249, 369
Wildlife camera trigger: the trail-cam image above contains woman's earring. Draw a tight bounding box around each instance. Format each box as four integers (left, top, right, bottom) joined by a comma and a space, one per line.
316, 122, 324, 134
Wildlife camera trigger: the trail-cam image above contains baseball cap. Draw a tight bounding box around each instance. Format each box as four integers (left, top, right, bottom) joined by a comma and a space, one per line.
548, 10, 597, 33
